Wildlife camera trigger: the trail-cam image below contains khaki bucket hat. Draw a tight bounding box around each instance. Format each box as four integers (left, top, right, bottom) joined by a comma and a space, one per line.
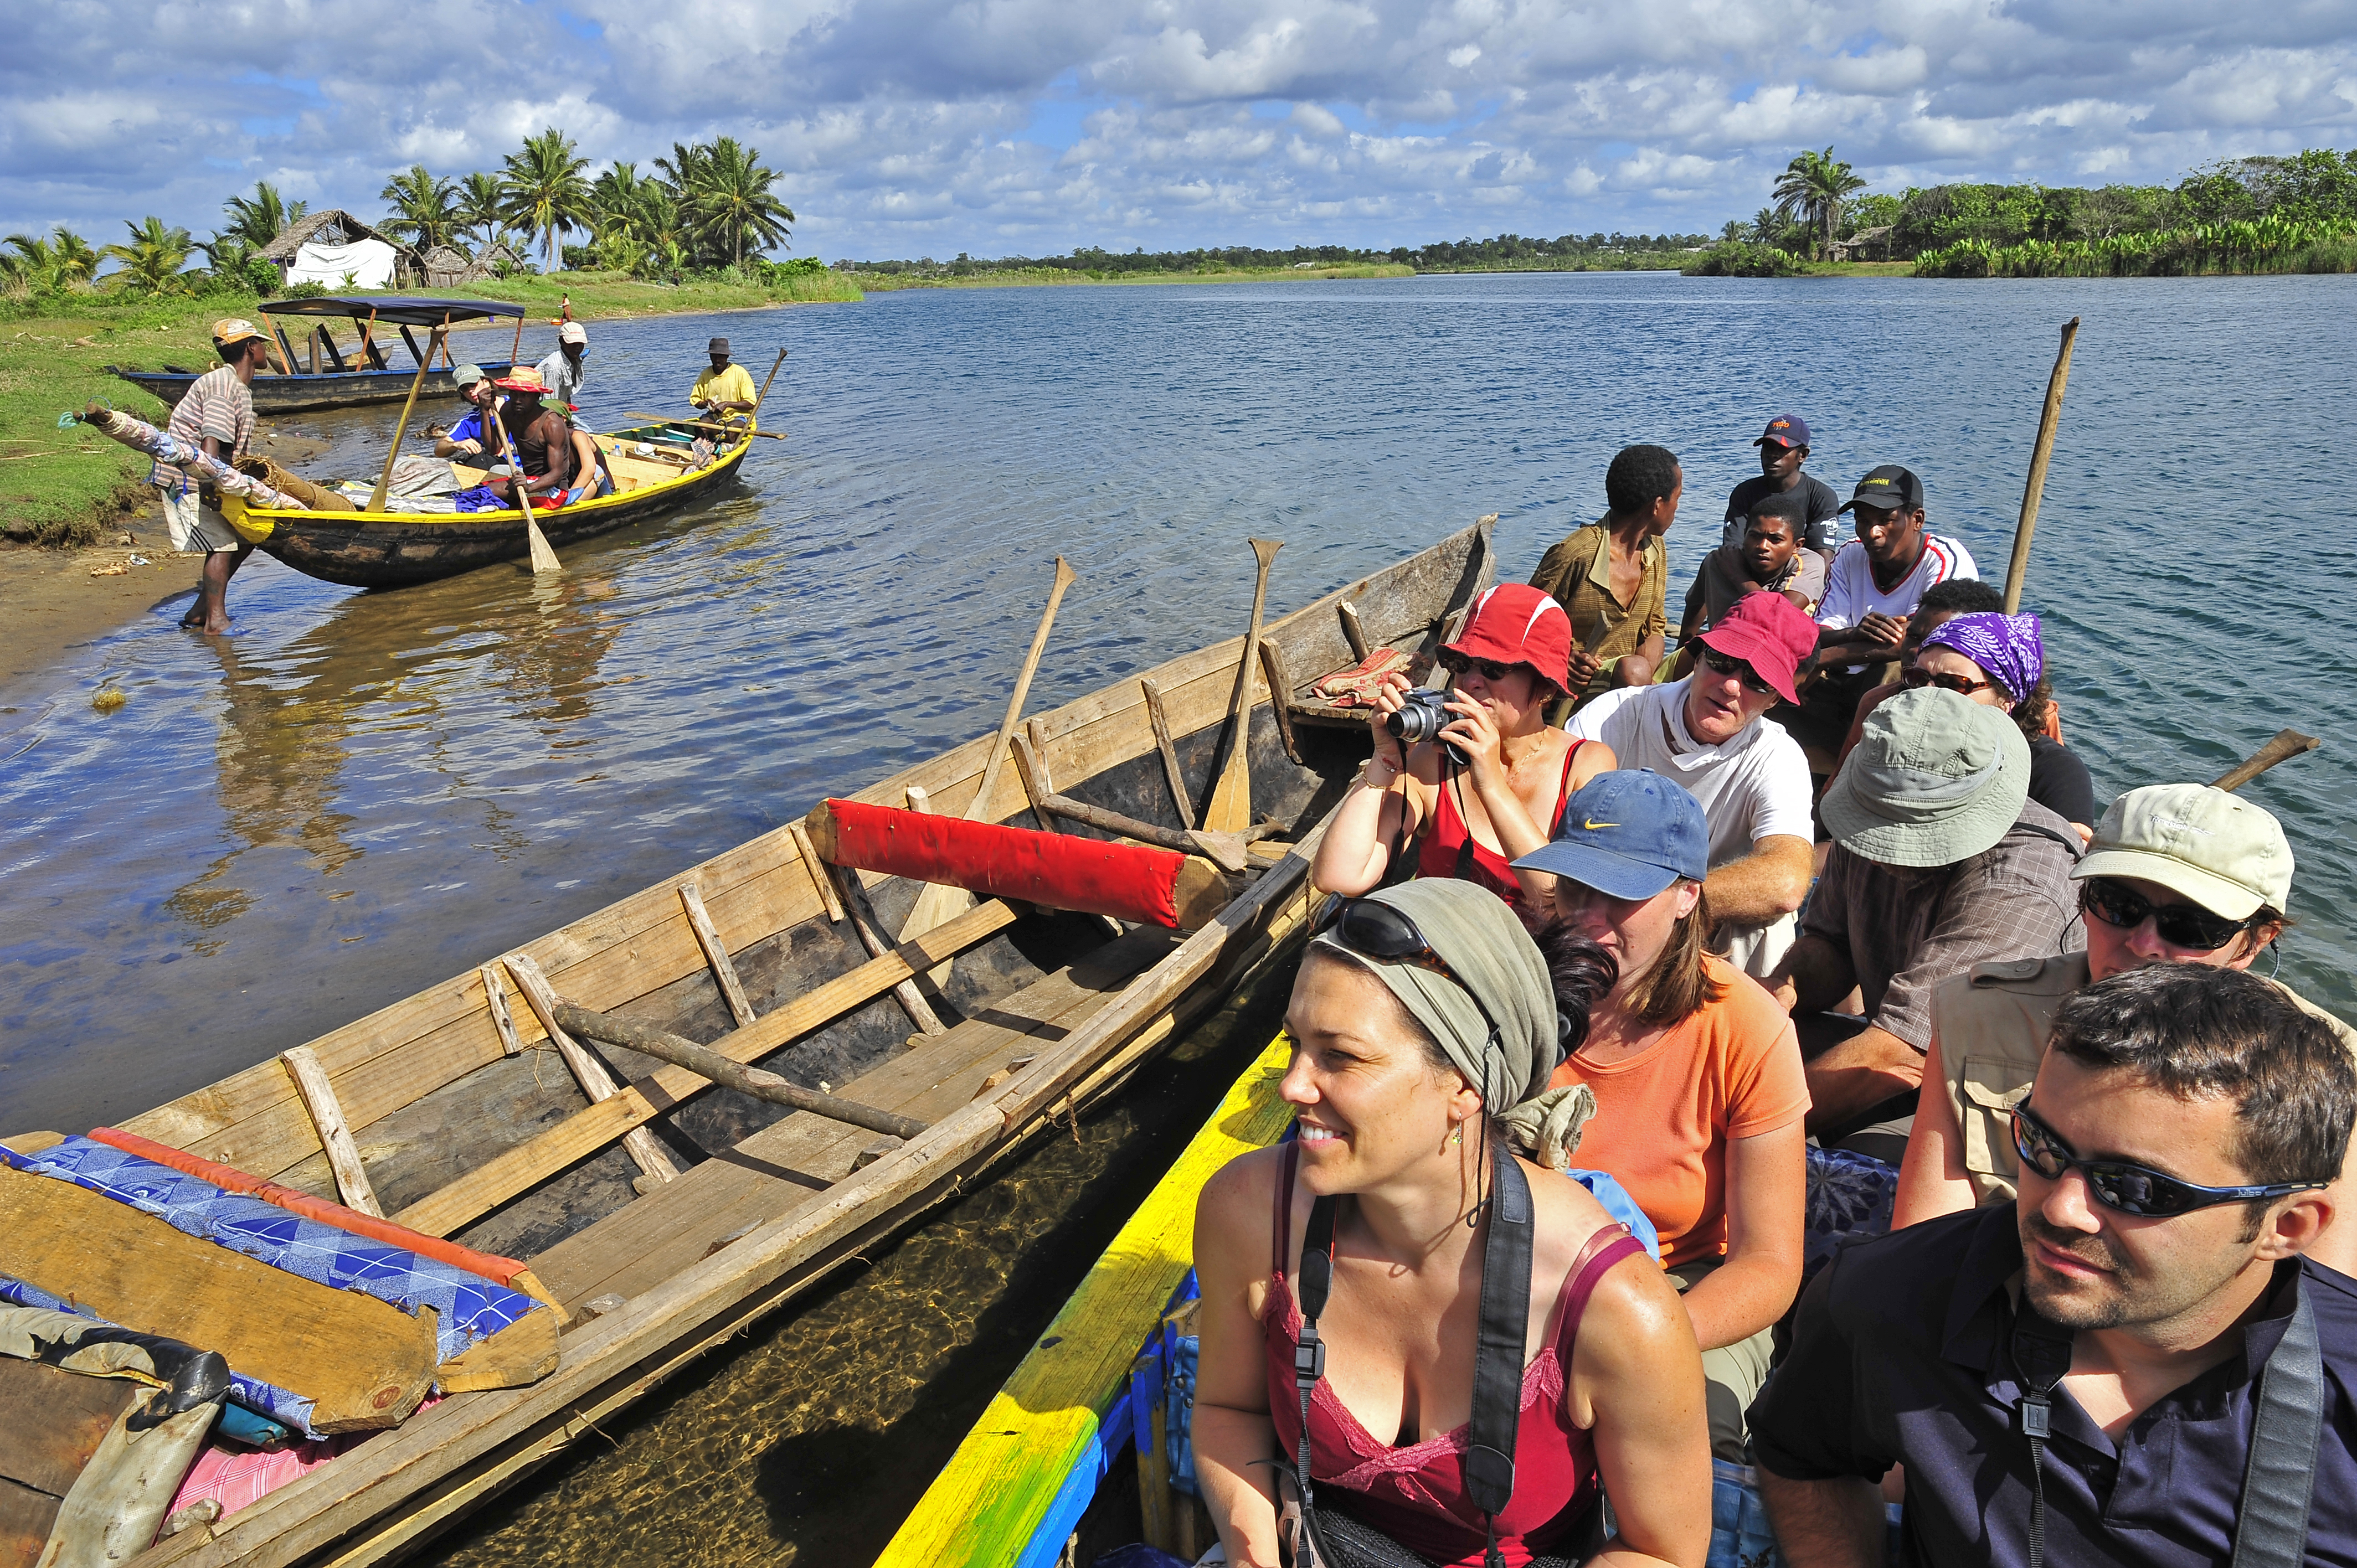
1820, 687, 2030, 867
2072, 783, 2292, 920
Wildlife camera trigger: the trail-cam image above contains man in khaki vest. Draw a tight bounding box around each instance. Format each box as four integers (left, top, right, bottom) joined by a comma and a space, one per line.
1895, 782, 2357, 1269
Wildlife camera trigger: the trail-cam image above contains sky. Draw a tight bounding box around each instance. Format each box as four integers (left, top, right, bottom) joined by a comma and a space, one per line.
4, 0, 2354, 264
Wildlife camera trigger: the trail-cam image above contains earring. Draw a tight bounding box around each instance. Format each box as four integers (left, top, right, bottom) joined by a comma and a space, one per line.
1450, 1121, 1463, 1147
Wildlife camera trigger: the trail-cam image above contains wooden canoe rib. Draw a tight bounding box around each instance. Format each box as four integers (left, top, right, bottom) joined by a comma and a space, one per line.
56, 520, 1495, 1567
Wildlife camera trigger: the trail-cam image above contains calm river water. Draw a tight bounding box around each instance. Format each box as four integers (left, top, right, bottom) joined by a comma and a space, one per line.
4, 271, 2352, 1562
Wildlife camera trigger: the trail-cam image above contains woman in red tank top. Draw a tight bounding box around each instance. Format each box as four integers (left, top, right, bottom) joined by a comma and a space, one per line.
1313, 584, 1617, 931
1190, 881, 1710, 1568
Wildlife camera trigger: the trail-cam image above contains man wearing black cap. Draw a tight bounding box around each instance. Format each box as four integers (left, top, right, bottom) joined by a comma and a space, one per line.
1721, 414, 1839, 555
1787, 465, 1978, 760
690, 337, 758, 417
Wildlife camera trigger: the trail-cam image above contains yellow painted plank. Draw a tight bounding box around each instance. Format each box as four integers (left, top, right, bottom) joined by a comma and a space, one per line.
876, 1031, 1297, 1567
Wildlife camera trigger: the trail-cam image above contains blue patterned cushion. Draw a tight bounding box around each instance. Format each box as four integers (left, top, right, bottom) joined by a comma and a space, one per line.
1802, 1146, 1898, 1285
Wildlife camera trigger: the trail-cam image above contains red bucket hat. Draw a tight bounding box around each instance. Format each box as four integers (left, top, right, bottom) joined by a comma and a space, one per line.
1694, 590, 1816, 705
1440, 584, 1572, 695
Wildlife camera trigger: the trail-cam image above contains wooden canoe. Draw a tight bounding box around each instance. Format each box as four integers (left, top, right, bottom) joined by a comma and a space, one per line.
231, 419, 756, 589
10, 520, 1495, 1568
105, 363, 519, 415
107, 296, 529, 414
876, 1031, 1297, 1568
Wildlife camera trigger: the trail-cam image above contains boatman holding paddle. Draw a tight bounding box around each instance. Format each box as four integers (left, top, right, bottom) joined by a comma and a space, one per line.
155, 318, 271, 635
690, 337, 758, 419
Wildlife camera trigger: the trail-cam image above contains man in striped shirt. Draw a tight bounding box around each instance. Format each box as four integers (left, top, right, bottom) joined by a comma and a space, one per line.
156, 319, 271, 633
1785, 465, 1978, 760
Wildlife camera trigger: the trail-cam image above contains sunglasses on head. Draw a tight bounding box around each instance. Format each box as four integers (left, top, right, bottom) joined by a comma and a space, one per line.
1697, 647, 1777, 697
1438, 652, 1519, 683
1901, 666, 1993, 697
2010, 1101, 2322, 1218
2078, 876, 2258, 952
1318, 898, 1550, 1066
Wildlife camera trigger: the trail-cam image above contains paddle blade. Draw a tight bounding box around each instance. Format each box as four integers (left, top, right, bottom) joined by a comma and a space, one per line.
526, 511, 562, 574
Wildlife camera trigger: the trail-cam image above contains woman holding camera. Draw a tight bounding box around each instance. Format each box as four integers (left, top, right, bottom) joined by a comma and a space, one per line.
1192, 879, 1711, 1568
1312, 583, 1617, 930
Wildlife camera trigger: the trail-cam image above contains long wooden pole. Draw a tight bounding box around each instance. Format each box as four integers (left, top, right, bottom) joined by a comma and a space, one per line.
2002, 316, 2080, 613
1202, 539, 1283, 832
2210, 729, 2319, 793
753, 348, 789, 412
489, 390, 562, 575
897, 557, 1080, 951
366, 323, 444, 513
553, 1004, 928, 1140
622, 412, 788, 440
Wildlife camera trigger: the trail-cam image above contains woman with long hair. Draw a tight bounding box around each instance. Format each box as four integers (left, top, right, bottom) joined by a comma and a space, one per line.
1192, 879, 1710, 1568
1514, 771, 1808, 1464
1313, 584, 1615, 930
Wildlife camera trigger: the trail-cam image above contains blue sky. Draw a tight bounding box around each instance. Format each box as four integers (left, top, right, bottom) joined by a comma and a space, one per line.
4, 0, 2354, 262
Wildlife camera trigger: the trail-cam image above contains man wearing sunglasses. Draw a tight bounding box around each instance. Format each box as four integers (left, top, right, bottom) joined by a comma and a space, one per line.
1896, 782, 2357, 1270
1752, 963, 2357, 1568
1568, 591, 1818, 976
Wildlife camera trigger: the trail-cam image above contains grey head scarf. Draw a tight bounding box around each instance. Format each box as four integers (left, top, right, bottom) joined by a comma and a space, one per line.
1306, 879, 1598, 1168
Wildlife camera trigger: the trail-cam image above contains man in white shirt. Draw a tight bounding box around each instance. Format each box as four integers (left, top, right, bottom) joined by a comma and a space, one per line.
1568, 591, 1818, 975
1789, 465, 1978, 760
534, 321, 587, 416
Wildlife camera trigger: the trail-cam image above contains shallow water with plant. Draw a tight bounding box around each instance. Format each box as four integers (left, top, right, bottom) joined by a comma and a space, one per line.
2, 271, 2351, 1562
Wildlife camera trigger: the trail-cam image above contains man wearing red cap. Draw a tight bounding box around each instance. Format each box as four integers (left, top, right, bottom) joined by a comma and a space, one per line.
1567, 592, 1818, 975
1313, 582, 1617, 929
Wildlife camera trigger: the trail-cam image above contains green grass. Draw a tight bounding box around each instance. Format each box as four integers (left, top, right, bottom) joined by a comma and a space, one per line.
0, 270, 863, 547
852, 262, 1415, 290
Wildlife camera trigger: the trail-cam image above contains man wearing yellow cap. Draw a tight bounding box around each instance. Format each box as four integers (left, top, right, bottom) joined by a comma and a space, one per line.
157, 319, 271, 633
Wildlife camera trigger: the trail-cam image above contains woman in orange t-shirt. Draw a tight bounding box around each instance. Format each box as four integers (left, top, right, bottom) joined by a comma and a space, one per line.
1514, 769, 1809, 1462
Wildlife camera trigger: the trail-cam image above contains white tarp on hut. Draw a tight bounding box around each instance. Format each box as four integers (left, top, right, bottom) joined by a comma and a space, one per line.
285, 236, 401, 289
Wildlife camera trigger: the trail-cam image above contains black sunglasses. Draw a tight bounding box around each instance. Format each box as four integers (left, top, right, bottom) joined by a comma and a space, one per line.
1901, 666, 1993, 697
1438, 652, 1519, 683
2078, 876, 2257, 953
2010, 1101, 2322, 1218
1318, 898, 1555, 1065
1697, 647, 1777, 697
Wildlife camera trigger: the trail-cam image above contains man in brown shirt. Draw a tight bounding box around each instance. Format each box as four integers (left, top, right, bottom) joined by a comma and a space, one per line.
156, 318, 270, 633
1529, 442, 1679, 712
1768, 687, 2081, 1157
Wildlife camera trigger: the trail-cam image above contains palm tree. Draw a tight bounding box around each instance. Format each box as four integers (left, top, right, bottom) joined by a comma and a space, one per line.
1772, 147, 1869, 260
5, 227, 97, 291
457, 171, 506, 256
101, 216, 195, 293
589, 161, 654, 243
499, 127, 592, 271
379, 164, 460, 251
221, 182, 306, 249
679, 137, 795, 267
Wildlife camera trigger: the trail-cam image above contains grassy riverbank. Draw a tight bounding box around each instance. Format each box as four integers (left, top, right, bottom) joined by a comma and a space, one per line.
0, 270, 860, 547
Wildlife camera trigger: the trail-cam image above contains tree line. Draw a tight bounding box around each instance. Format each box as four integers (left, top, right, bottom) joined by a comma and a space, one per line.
0, 128, 799, 298
837, 231, 1713, 279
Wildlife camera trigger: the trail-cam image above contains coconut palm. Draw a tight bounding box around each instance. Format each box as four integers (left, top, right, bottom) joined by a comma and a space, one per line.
679, 136, 794, 268
379, 164, 461, 251
1772, 147, 1869, 260
499, 127, 592, 272
5, 226, 98, 291
456, 171, 507, 256
101, 216, 195, 293
220, 182, 306, 249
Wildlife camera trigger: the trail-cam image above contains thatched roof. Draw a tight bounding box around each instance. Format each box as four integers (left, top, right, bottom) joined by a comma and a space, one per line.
260, 210, 414, 262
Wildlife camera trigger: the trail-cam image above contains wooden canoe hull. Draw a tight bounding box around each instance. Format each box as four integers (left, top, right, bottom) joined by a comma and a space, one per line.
246, 424, 753, 589
80, 520, 1495, 1568
106, 365, 517, 414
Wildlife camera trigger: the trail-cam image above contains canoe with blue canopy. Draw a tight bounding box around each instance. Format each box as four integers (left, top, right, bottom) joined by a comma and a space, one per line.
106, 296, 527, 414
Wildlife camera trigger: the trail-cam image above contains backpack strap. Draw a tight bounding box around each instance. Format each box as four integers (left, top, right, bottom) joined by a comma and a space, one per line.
1291, 1189, 1341, 1564
2010, 1304, 2075, 1568
1464, 1153, 1534, 1568
2231, 1283, 2323, 1568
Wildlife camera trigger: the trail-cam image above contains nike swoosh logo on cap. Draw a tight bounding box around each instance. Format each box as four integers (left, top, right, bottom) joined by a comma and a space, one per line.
1583, 819, 1619, 831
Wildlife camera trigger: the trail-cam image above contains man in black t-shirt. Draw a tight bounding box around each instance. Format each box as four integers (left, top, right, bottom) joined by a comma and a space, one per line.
1723, 413, 1839, 555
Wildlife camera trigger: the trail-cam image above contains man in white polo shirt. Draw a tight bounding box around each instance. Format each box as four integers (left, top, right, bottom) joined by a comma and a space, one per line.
1568, 590, 1818, 974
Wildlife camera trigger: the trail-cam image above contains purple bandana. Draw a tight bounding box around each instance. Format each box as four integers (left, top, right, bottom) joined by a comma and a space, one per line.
1922, 612, 2044, 702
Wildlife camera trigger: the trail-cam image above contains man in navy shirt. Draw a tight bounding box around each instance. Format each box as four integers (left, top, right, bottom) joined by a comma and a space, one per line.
1752, 962, 2357, 1568
1722, 414, 1840, 555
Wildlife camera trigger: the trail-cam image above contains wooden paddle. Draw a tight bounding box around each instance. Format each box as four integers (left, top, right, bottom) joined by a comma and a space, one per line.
753, 347, 789, 411
896, 556, 1081, 958
2210, 729, 2320, 793
366, 323, 446, 513
622, 412, 789, 440
1201, 539, 1283, 833
2002, 317, 2080, 614
489, 391, 562, 575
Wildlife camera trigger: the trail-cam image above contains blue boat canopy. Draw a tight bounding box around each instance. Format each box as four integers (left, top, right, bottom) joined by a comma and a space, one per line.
259, 296, 527, 325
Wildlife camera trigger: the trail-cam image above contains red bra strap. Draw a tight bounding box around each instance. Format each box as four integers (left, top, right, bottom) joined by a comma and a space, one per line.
1272, 1138, 1301, 1279
1550, 1223, 1645, 1353
1548, 739, 1583, 835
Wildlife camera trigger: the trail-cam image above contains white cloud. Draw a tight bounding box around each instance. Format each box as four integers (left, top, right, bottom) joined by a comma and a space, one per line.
2, 0, 2353, 259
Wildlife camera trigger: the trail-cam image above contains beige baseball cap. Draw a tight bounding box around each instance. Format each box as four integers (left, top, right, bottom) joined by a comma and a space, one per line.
2072, 783, 2292, 920
212, 318, 267, 347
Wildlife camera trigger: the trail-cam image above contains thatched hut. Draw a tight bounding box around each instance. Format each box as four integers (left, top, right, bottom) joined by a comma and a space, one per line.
261, 211, 423, 290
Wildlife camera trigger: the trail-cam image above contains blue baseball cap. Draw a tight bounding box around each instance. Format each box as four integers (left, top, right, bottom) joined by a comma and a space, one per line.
1511, 770, 1709, 900
1753, 414, 1811, 449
